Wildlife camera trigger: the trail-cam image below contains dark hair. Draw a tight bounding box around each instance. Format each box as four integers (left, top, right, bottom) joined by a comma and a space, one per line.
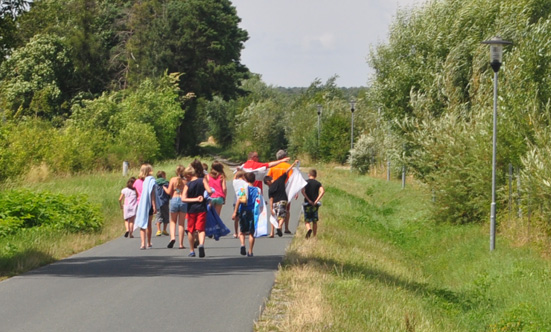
190, 159, 204, 178
263, 175, 273, 185
156, 170, 166, 178
127, 177, 137, 192
309, 169, 317, 178
210, 161, 226, 178
244, 172, 256, 184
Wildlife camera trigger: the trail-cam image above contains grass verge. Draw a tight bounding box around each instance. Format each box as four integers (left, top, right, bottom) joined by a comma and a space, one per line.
255, 166, 551, 331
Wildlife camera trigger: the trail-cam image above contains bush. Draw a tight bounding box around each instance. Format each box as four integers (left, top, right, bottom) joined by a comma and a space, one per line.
349, 134, 378, 174
0, 189, 103, 236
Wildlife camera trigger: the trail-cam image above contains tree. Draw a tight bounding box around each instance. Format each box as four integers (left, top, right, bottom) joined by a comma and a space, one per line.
0, 34, 73, 120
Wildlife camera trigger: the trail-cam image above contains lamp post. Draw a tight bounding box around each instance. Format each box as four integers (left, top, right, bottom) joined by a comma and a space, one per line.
481, 36, 512, 252
316, 104, 322, 142
350, 100, 356, 150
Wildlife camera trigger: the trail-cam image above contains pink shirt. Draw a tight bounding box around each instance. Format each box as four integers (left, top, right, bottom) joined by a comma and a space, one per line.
133, 178, 144, 203
208, 175, 225, 199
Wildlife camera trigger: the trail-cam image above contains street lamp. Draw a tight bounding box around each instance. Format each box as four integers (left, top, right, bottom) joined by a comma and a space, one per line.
481, 36, 512, 251
349, 100, 356, 150
316, 104, 322, 142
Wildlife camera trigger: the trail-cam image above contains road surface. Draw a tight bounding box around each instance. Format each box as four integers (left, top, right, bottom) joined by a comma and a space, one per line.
0, 178, 302, 332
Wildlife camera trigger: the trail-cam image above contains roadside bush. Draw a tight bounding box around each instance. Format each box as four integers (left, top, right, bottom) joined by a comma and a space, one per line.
349, 134, 378, 174
0, 189, 103, 236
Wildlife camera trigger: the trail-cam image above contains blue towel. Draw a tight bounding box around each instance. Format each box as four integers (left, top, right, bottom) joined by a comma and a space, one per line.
134, 176, 160, 230
205, 204, 231, 240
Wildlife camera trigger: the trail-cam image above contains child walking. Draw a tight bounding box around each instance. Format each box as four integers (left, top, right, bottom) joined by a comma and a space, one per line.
119, 177, 138, 238
134, 164, 159, 249
264, 160, 298, 237
301, 169, 325, 239
154, 171, 170, 237
207, 161, 227, 217
232, 172, 260, 257
165, 165, 189, 249
181, 160, 211, 257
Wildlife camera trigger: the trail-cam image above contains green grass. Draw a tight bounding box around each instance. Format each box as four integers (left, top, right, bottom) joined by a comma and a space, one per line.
256, 167, 551, 331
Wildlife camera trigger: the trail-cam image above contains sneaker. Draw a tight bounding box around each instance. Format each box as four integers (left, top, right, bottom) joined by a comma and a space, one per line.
240, 246, 246, 256
247, 252, 254, 257
167, 240, 175, 248
305, 229, 312, 239
276, 228, 283, 237
156, 230, 162, 236
188, 252, 196, 257
124, 231, 129, 238
199, 246, 205, 257
162, 230, 169, 236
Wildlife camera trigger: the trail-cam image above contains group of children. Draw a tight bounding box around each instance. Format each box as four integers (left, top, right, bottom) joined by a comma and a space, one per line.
118, 157, 324, 257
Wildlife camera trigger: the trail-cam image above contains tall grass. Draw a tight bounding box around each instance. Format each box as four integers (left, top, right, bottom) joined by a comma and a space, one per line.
255, 167, 551, 331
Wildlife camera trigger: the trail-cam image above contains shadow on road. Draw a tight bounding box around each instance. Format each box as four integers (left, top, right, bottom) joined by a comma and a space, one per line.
24, 254, 283, 278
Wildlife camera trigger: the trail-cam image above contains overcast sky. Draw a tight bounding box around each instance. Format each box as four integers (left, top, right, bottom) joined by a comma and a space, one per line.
231, 0, 422, 87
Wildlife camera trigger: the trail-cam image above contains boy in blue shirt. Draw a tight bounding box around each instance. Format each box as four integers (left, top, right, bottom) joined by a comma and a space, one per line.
232, 172, 260, 257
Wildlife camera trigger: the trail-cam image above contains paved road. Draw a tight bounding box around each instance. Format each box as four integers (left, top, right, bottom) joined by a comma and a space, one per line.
0, 179, 302, 332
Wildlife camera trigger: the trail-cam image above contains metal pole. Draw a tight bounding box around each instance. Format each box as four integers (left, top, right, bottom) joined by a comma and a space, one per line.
317, 104, 322, 146
350, 110, 354, 150
490, 71, 498, 251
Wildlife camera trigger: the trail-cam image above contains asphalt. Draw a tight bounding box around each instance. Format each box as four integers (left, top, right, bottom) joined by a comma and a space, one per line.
0, 179, 302, 332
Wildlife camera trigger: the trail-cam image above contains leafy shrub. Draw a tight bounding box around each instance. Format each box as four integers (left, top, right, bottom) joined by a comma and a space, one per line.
349, 134, 378, 174
0, 189, 103, 236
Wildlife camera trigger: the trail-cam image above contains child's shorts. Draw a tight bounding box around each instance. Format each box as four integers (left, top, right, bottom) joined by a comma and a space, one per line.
187, 212, 206, 233
170, 197, 187, 213
303, 205, 319, 223
211, 197, 225, 205
272, 200, 288, 221
154, 204, 169, 224
238, 210, 255, 234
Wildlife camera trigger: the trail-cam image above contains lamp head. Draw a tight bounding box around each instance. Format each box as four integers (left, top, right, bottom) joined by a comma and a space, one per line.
481, 36, 512, 73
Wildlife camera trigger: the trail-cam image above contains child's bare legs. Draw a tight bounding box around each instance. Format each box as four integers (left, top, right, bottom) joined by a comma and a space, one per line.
305, 221, 313, 239
233, 216, 239, 238
178, 212, 186, 248
239, 232, 246, 247
198, 231, 206, 246
127, 216, 135, 238
140, 228, 146, 248
312, 221, 318, 237
269, 224, 275, 237
169, 212, 178, 241
146, 216, 153, 247
248, 234, 255, 255
214, 203, 222, 216
187, 229, 196, 253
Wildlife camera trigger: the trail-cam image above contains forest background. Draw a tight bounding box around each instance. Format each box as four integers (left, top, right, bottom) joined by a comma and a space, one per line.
2, 0, 551, 240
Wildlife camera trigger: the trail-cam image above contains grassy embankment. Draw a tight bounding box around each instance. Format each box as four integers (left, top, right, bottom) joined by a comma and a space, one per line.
255, 166, 551, 331
0, 158, 196, 279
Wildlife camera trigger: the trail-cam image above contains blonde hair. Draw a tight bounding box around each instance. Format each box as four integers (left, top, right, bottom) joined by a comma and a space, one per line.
184, 166, 195, 178
138, 164, 153, 180
234, 170, 245, 180
176, 165, 185, 187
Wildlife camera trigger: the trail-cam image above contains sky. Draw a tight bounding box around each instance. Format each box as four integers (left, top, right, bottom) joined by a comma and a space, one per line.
231, 0, 422, 88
